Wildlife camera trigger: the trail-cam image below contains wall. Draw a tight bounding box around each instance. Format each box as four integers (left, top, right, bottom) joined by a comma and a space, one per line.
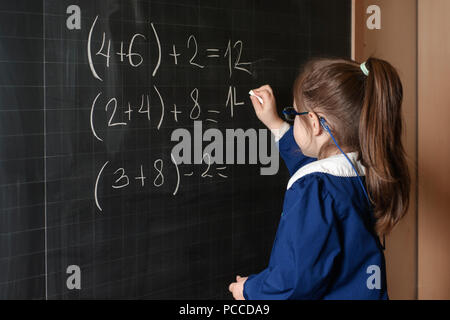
418, 0, 450, 300
353, 0, 418, 299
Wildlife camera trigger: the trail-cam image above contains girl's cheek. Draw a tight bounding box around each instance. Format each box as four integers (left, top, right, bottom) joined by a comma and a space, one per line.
294, 119, 314, 156
293, 117, 301, 136
293, 118, 306, 149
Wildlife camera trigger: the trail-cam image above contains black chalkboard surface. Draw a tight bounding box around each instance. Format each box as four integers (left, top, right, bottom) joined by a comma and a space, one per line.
0, 0, 350, 299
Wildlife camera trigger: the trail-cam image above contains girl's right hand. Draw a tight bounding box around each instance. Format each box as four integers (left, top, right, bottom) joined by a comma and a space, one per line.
249, 85, 285, 130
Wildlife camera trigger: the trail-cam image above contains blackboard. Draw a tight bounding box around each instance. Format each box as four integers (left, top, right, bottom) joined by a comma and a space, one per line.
0, 0, 351, 299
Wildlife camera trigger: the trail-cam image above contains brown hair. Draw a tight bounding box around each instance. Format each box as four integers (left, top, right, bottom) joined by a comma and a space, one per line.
293, 56, 410, 236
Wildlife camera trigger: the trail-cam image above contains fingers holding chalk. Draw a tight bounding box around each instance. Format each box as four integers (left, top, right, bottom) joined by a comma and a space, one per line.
249, 90, 264, 104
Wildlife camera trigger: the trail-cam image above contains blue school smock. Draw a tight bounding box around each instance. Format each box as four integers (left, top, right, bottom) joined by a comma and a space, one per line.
243, 125, 388, 300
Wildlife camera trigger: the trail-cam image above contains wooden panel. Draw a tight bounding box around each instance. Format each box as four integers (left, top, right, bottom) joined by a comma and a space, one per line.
418, 0, 450, 300
353, 0, 418, 299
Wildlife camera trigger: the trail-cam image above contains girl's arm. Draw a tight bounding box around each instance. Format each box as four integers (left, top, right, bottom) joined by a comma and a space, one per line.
243, 176, 341, 300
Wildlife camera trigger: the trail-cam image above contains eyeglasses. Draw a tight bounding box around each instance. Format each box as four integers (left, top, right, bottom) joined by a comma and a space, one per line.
282, 107, 309, 122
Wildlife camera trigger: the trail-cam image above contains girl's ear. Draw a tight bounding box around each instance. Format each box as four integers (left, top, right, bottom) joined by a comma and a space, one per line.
309, 112, 323, 136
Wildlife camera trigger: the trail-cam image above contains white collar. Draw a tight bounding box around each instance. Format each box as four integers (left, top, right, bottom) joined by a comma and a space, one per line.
287, 152, 366, 190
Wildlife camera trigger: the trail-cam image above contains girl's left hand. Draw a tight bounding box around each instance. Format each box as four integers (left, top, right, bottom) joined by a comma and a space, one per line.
228, 275, 248, 300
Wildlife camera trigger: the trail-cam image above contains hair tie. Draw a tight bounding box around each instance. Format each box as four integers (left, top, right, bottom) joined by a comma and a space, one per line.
360, 62, 369, 76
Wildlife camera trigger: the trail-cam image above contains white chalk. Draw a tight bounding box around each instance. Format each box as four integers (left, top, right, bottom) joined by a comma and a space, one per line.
249, 90, 264, 104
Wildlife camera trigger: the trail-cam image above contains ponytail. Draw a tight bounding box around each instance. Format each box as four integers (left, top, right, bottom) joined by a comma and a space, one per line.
359, 57, 411, 236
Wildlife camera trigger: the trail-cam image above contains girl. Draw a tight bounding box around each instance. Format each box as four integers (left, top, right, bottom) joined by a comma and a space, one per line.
228, 57, 410, 300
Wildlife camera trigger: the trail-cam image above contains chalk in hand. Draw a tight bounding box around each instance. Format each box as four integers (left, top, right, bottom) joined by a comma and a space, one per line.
249, 90, 264, 104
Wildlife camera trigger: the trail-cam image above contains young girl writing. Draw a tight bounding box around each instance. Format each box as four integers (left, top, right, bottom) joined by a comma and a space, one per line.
228, 57, 410, 300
